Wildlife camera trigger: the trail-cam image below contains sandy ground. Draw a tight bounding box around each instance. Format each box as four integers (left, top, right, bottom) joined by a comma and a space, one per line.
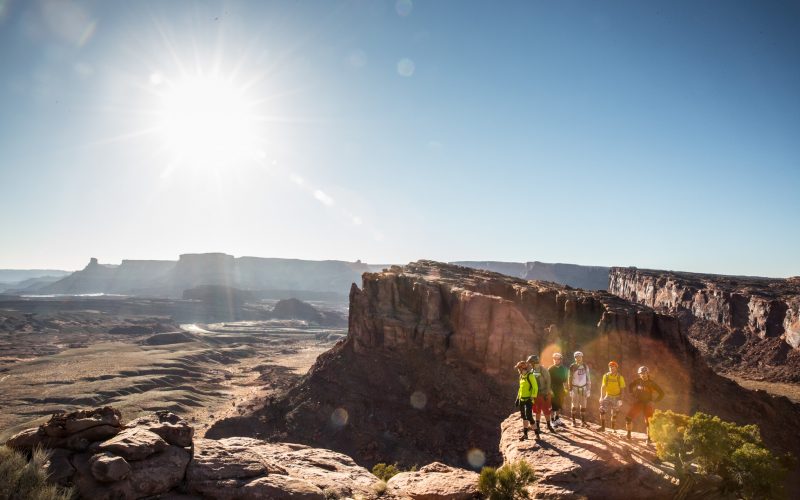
0, 320, 343, 440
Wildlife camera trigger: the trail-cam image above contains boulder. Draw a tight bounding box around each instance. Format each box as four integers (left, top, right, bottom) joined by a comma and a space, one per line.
73, 445, 190, 500
97, 427, 168, 461
44, 407, 122, 438
187, 438, 281, 484
127, 410, 193, 447
387, 462, 480, 499
90, 452, 131, 482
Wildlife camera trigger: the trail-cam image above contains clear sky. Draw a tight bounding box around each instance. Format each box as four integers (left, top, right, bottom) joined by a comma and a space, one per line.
0, 0, 798, 277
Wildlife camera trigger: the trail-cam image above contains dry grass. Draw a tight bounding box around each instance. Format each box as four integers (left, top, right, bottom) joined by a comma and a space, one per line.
0, 447, 73, 500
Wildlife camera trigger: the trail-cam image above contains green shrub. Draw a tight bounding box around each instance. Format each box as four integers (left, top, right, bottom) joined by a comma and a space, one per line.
477, 460, 535, 500
371, 462, 401, 481
0, 446, 73, 500
649, 410, 790, 499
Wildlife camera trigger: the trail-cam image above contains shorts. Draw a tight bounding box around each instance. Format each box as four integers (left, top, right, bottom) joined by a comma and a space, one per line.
626, 401, 655, 421
551, 390, 565, 412
518, 399, 533, 422
533, 394, 551, 416
599, 395, 622, 415
571, 386, 589, 408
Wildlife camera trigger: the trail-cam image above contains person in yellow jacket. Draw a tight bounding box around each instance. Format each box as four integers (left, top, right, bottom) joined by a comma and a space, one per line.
515, 360, 539, 441
599, 361, 625, 432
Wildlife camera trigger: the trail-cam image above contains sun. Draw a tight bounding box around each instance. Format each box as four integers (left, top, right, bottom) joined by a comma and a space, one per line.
155, 75, 260, 170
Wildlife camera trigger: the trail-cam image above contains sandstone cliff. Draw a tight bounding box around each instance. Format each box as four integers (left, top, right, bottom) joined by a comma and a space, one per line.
609, 267, 800, 382
210, 261, 800, 495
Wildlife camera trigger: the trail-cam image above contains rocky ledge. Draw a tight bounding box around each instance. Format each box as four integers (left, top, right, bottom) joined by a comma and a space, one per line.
609, 267, 800, 382
5, 406, 482, 500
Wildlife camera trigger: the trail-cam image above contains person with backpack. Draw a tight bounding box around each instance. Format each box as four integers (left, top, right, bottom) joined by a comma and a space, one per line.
548, 352, 570, 428
527, 355, 555, 435
599, 361, 625, 432
625, 365, 664, 445
567, 351, 591, 426
515, 360, 538, 441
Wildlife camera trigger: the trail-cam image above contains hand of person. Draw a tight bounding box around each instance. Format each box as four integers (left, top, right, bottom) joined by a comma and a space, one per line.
514, 398, 520, 408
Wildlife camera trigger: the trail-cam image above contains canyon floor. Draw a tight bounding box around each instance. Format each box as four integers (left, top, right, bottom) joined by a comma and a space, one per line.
0, 298, 345, 441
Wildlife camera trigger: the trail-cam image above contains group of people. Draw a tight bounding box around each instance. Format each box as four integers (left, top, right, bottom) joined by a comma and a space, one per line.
515, 351, 664, 444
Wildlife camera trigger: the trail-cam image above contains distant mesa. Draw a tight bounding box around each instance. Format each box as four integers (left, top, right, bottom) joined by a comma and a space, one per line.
453, 260, 610, 291
270, 298, 347, 327
27, 253, 383, 300
270, 298, 324, 322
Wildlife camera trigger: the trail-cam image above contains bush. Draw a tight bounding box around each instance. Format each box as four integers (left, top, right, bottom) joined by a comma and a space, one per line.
649, 410, 790, 499
477, 460, 535, 500
0, 446, 73, 500
371, 463, 401, 481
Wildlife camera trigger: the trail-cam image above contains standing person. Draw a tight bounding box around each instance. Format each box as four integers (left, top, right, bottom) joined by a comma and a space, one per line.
625, 366, 664, 445
599, 361, 626, 432
549, 352, 570, 428
515, 360, 538, 441
567, 351, 591, 426
527, 355, 555, 435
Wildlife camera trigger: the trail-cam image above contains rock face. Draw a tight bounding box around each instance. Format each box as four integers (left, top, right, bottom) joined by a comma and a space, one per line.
217, 261, 800, 495
609, 267, 800, 382
499, 413, 678, 499
453, 260, 610, 290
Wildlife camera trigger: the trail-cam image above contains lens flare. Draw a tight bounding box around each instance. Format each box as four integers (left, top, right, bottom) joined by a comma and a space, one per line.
466, 448, 486, 469
410, 390, 427, 409
330, 407, 349, 428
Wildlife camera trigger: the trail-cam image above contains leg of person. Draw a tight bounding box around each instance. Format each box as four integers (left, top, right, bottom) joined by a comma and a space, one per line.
625, 403, 642, 440
551, 393, 561, 426
519, 400, 531, 440
599, 398, 607, 432
579, 389, 588, 427
644, 403, 655, 445
609, 399, 617, 432
544, 394, 555, 432
533, 396, 542, 439
570, 390, 578, 426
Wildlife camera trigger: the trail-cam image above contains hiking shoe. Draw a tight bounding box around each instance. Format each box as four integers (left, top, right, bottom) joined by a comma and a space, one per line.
547, 423, 556, 433
534, 429, 541, 440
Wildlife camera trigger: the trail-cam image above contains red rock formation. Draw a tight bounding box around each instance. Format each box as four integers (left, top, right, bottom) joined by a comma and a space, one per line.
213, 260, 800, 496
609, 267, 800, 382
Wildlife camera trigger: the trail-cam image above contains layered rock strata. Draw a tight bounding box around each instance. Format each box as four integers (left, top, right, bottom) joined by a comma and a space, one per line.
609, 267, 800, 382
213, 261, 800, 494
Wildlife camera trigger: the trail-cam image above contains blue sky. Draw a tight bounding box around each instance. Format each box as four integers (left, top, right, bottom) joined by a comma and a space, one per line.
0, 0, 798, 276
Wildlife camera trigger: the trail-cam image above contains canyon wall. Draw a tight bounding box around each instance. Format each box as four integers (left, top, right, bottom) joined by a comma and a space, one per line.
609, 267, 800, 381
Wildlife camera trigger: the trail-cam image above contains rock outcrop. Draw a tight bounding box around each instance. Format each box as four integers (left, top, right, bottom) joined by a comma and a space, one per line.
609, 267, 800, 382
5, 407, 400, 500
7, 406, 485, 499
499, 413, 678, 499
214, 261, 800, 495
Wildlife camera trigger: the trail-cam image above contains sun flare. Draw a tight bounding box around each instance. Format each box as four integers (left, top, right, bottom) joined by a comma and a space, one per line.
156, 75, 259, 170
